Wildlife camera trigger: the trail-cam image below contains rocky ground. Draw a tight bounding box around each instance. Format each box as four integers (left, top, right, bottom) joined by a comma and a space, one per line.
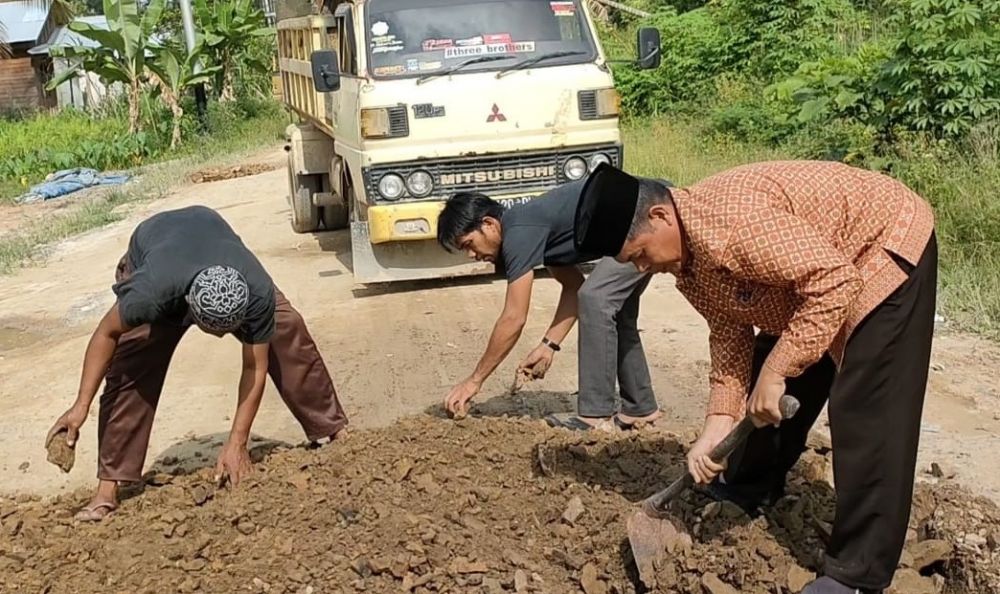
2, 415, 999, 594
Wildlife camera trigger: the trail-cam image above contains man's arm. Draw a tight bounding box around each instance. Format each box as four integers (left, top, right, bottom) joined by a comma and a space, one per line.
47, 303, 132, 447
705, 315, 756, 419
516, 265, 584, 378
687, 315, 754, 484
469, 272, 535, 384
542, 265, 585, 345
443, 272, 534, 415
229, 343, 270, 444
216, 342, 269, 487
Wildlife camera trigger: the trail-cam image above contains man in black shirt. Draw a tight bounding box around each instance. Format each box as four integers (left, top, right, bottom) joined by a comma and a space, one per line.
436, 179, 664, 430
46, 206, 348, 521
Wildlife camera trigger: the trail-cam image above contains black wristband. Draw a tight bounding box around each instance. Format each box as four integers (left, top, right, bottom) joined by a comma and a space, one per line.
541, 337, 561, 352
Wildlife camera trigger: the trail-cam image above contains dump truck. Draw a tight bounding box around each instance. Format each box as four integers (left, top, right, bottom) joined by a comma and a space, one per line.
276, 0, 660, 283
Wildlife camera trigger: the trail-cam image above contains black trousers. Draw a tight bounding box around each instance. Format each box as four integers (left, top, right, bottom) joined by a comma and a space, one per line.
724, 235, 938, 590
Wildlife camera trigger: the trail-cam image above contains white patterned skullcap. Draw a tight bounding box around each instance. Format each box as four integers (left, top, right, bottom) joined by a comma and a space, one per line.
187, 266, 250, 333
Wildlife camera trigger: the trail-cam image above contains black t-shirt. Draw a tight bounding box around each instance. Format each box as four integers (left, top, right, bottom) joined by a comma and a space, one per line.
499, 180, 598, 282
112, 205, 276, 344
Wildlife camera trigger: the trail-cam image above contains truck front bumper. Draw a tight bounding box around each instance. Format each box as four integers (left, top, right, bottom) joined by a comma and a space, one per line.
367, 190, 546, 244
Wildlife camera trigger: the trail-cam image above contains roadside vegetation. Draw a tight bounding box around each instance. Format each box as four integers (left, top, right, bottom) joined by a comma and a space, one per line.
606, 0, 1000, 338
0, 0, 289, 272
2, 0, 997, 340
0, 0, 284, 204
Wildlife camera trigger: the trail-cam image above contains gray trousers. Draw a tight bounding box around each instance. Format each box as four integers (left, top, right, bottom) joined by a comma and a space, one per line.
576, 257, 658, 417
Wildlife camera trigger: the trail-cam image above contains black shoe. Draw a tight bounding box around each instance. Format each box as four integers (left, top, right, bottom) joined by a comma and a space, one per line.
802, 576, 882, 594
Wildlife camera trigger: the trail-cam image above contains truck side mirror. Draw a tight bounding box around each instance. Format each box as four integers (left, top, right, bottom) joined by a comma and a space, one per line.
311, 49, 342, 92
636, 27, 661, 70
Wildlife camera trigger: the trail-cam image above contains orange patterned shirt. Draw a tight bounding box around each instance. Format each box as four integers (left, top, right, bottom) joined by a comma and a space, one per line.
670, 161, 935, 418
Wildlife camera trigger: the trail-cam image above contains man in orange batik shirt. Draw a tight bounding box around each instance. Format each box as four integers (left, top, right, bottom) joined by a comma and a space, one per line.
574, 161, 937, 594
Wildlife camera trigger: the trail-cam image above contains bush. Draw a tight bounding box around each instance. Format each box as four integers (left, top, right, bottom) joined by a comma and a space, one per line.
612, 7, 727, 115
877, 0, 1000, 137
0, 110, 159, 183
715, 0, 863, 79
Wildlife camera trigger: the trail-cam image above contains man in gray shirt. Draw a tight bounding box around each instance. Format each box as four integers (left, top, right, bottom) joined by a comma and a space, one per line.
436, 178, 665, 431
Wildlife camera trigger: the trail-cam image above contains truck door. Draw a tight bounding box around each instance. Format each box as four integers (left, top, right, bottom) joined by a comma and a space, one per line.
332, 2, 361, 150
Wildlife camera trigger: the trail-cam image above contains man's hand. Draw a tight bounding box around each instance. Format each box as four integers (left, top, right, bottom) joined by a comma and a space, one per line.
46, 404, 89, 449
215, 440, 253, 488
444, 377, 482, 418
748, 366, 787, 427
517, 344, 555, 380
687, 414, 735, 484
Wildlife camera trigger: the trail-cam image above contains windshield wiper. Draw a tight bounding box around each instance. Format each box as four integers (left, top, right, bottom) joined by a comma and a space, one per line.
416, 55, 516, 84
496, 51, 587, 77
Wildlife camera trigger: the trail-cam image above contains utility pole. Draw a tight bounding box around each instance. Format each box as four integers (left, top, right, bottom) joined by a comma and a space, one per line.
178, 0, 208, 126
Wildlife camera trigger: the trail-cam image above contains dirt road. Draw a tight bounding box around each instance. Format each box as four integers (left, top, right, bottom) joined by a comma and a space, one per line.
2, 147, 999, 504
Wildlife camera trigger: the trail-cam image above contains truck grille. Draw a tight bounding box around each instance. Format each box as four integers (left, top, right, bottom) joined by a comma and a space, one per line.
363, 145, 621, 202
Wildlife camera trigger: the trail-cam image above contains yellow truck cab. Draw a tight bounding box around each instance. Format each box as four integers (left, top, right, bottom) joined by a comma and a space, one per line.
277, 0, 660, 283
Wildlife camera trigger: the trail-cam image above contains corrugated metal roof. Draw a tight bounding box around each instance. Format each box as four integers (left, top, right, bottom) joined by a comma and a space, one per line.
28, 15, 107, 55
0, 0, 52, 44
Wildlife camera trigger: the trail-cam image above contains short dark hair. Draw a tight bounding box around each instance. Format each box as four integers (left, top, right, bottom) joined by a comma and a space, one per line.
627, 179, 673, 239
437, 192, 505, 252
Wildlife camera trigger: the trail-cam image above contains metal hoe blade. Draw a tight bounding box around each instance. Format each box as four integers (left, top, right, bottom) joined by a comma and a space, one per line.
625, 395, 801, 589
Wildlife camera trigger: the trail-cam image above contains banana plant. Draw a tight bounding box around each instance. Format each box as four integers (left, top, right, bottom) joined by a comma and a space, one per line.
148, 44, 220, 148
193, 0, 273, 101
47, 0, 166, 132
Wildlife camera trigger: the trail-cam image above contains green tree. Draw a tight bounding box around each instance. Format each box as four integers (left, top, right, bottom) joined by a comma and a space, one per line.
194, 0, 273, 101
878, 0, 1000, 136
47, 0, 166, 133
148, 45, 219, 148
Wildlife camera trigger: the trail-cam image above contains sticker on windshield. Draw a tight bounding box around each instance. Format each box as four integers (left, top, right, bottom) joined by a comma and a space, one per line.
422, 38, 454, 51
406, 58, 419, 72
371, 34, 405, 54
373, 65, 406, 76
456, 36, 484, 47
371, 21, 390, 36
550, 1, 575, 15
443, 41, 535, 60
419, 60, 443, 71
484, 33, 513, 44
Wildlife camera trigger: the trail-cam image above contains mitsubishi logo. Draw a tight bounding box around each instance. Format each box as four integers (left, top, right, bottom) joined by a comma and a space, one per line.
486, 103, 507, 123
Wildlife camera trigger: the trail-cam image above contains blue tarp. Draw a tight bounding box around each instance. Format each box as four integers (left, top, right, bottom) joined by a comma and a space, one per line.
17, 168, 132, 204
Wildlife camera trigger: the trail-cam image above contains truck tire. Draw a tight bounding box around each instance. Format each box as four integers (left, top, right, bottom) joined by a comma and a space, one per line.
324, 179, 350, 231
287, 152, 322, 234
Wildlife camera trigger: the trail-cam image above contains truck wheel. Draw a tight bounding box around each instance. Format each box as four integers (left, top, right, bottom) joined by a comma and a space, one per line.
288, 153, 322, 234
324, 180, 350, 231
291, 186, 322, 233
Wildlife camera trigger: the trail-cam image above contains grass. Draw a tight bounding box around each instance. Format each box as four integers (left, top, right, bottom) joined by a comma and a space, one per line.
622, 118, 1000, 340
0, 107, 290, 274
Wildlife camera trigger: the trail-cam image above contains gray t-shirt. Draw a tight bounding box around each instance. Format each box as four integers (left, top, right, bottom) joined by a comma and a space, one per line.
499, 180, 598, 282
112, 206, 276, 344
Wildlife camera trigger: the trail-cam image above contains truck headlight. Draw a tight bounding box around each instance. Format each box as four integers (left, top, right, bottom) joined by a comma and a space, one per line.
589, 153, 611, 169
378, 173, 405, 200
578, 88, 621, 120
406, 170, 433, 198
564, 156, 588, 180
361, 106, 409, 139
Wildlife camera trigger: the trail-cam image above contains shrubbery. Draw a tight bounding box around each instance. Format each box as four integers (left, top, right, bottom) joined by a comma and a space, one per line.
0, 95, 285, 195
605, 0, 1000, 336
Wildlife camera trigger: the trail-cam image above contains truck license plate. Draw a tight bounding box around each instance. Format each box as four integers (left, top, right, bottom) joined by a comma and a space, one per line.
498, 195, 539, 209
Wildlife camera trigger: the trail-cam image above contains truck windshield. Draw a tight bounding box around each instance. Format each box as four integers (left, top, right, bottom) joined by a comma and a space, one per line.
365, 0, 598, 79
